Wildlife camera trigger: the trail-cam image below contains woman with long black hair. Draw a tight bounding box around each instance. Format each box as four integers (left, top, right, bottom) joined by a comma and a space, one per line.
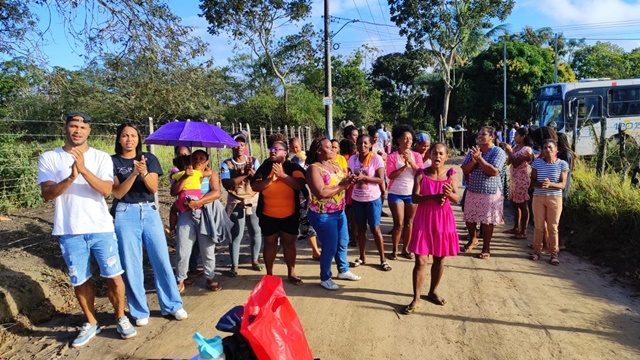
112, 123, 187, 326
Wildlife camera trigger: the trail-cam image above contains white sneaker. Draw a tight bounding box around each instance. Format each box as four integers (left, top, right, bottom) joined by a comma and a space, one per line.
320, 279, 339, 290
172, 308, 188, 321
337, 271, 361, 281
135, 318, 149, 327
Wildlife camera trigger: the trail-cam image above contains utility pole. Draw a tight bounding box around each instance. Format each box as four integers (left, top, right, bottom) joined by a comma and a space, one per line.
324, 1, 333, 138
503, 38, 507, 134
554, 32, 559, 83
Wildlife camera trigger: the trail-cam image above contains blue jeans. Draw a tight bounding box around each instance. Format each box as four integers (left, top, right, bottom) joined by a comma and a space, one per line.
115, 202, 183, 320
308, 210, 349, 281
229, 204, 262, 267
58, 232, 124, 286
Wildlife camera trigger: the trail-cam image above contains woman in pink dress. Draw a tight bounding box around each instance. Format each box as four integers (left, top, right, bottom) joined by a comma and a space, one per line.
501, 128, 534, 239
403, 143, 460, 314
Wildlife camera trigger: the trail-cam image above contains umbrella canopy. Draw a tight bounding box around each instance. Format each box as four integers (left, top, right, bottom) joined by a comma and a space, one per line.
144, 120, 238, 148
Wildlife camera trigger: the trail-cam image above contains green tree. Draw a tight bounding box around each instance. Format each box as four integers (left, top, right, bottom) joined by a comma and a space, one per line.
1, 1, 206, 65
571, 42, 637, 79
331, 51, 382, 127
370, 51, 430, 124
200, 0, 316, 114
388, 0, 514, 139
462, 40, 575, 123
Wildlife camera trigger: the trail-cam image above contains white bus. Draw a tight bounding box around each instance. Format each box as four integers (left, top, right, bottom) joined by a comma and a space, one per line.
533, 78, 640, 156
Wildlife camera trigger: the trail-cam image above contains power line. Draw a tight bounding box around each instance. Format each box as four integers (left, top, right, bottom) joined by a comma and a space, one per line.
331, 15, 396, 28
376, 0, 398, 52
350, 0, 384, 53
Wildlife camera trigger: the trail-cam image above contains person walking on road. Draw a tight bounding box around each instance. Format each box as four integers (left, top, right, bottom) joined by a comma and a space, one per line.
501, 128, 534, 239
220, 133, 263, 276
404, 143, 460, 314
387, 124, 424, 260
111, 123, 187, 327
460, 126, 507, 259
347, 134, 390, 271
251, 136, 306, 286
529, 139, 568, 265
306, 137, 360, 290
37, 111, 136, 347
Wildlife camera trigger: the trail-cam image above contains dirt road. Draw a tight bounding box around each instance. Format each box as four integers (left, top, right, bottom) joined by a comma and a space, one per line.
2, 171, 640, 359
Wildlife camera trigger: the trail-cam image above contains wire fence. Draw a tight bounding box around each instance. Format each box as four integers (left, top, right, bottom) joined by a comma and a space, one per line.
0, 118, 316, 212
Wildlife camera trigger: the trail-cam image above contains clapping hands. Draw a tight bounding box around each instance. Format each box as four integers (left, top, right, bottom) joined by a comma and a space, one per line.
470, 146, 482, 162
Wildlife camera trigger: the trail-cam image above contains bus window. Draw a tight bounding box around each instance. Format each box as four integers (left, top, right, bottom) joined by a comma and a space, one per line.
577, 97, 601, 124
608, 88, 640, 116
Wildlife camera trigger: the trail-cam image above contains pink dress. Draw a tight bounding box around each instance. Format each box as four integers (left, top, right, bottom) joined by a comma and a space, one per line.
409, 168, 460, 257
508, 146, 532, 203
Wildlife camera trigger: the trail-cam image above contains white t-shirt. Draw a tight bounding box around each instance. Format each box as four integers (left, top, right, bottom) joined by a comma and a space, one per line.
37, 147, 115, 236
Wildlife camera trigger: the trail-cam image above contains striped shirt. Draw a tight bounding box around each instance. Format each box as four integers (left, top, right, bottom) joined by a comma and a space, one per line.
531, 158, 569, 197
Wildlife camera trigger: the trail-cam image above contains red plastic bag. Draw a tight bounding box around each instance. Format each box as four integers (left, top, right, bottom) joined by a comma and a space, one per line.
240, 275, 314, 360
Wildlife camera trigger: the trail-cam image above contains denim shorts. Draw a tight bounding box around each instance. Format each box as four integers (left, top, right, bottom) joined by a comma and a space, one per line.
58, 232, 124, 286
352, 198, 382, 227
388, 193, 413, 204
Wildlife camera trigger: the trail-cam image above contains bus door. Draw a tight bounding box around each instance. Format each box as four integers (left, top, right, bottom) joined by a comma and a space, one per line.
567, 96, 602, 156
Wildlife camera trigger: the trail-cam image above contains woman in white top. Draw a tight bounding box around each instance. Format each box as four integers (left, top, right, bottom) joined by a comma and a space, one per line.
386, 124, 424, 260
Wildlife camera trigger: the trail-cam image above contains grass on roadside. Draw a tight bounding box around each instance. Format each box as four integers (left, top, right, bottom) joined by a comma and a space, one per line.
561, 162, 640, 282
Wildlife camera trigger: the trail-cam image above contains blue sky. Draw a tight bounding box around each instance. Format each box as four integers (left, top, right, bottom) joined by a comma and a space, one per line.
32, 0, 640, 70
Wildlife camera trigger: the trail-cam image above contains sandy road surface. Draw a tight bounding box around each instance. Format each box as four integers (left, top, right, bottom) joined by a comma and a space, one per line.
2, 170, 640, 359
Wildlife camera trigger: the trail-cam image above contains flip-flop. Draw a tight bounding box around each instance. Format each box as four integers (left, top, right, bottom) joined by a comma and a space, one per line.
477, 253, 491, 259
227, 270, 238, 277
206, 280, 222, 292
288, 276, 304, 286
388, 253, 398, 261
251, 263, 264, 271
402, 304, 419, 314
380, 261, 392, 271
425, 294, 447, 306
463, 241, 478, 252
401, 252, 415, 260
351, 258, 366, 267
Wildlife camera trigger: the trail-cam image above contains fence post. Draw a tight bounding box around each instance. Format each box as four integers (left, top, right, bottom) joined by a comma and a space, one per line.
215, 122, 223, 172
260, 127, 266, 160
596, 117, 607, 177
147, 117, 155, 154
246, 123, 253, 156
146, 117, 159, 206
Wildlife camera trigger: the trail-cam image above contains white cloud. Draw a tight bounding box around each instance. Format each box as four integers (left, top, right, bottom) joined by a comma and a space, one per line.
520, 0, 640, 26
517, 0, 640, 50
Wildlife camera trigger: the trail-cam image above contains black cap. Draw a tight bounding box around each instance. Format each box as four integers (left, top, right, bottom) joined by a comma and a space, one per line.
66, 111, 91, 124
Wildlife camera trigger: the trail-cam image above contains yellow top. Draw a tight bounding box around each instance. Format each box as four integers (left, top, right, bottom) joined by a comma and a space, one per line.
335, 154, 348, 173
171, 169, 203, 190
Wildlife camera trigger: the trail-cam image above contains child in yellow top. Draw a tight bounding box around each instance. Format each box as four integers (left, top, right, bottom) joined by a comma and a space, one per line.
171, 155, 204, 213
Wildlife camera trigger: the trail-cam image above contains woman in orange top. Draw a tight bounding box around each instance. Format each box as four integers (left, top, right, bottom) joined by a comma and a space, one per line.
251, 137, 306, 285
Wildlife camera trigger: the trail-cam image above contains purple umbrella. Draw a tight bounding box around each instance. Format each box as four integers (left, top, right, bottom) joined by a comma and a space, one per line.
144, 120, 239, 148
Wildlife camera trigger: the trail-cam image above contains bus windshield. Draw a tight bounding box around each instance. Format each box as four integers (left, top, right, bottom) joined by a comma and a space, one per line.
533, 98, 563, 129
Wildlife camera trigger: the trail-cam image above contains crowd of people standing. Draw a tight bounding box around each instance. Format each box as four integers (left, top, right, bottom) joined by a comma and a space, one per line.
37, 112, 572, 347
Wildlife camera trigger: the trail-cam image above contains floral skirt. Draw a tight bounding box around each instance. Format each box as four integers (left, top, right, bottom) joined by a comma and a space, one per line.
463, 189, 504, 225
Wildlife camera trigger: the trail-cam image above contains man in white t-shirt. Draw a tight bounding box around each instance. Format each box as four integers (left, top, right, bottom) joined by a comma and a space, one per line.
37, 112, 136, 347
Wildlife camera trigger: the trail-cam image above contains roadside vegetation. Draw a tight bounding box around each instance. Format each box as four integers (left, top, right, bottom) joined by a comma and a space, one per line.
561, 162, 640, 282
